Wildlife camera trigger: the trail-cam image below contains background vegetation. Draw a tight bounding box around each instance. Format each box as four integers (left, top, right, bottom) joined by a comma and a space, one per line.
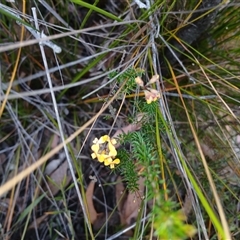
0, 0, 239, 239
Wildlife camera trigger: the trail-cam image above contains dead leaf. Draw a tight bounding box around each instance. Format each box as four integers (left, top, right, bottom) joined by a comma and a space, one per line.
85, 179, 120, 231
85, 180, 98, 224
45, 160, 72, 196
115, 176, 127, 213
28, 214, 49, 229
51, 134, 60, 149
44, 159, 63, 176
119, 177, 145, 226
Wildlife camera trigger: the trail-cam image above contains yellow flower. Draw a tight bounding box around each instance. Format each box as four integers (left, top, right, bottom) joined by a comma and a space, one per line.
90, 135, 120, 168
104, 158, 120, 169
91, 142, 99, 159
146, 74, 159, 86
97, 153, 109, 163
135, 74, 161, 104
144, 88, 161, 104
135, 76, 144, 87
108, 140, 117, 157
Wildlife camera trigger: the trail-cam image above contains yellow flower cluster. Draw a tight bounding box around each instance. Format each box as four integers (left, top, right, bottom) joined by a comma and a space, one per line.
135, 74, 161, 104
143, 88, 161, 104
91, 135, 120, 169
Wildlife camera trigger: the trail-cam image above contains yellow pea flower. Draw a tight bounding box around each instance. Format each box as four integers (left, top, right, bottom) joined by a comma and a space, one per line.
90, 135, 120, 168
108, 140, 117, 157
135, 76, 144, 87
144, 88, 161, 104
135, 74, 161, 104
104, 158, 120, 169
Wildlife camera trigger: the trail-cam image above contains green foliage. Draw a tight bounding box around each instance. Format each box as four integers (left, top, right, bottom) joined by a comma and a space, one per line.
130, 131, 157, 163
116, 130, 157, 191
109, 67, 145, 94
153, 205, 196, 239
116, 115, 157, 184
117, 148, 139, 191
16, 194, 46, 225
116, 102, 161, 189
115, 97, 197, 239
70, 0, 122, 22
